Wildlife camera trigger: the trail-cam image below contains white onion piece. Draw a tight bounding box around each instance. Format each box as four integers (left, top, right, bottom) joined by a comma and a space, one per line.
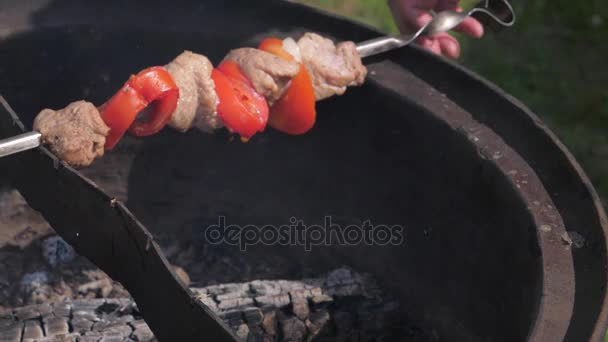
282, 37, 302, 63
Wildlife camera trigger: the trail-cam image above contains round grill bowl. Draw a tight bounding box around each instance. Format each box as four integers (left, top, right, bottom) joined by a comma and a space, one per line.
0, 1, 606, 341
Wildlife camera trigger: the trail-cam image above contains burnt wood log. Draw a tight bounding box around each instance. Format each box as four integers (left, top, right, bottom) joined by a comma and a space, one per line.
0, 268, 420, 342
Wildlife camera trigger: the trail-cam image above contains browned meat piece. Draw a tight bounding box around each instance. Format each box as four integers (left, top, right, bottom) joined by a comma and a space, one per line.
297, 33, 367, 100
33, 101, 109, 167
336, 41, 367, 85
223, 48, 300, 104
165, 51, 221, 132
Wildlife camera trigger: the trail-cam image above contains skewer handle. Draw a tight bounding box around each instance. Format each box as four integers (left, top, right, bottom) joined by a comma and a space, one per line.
356, 0, 515, 59
0, 131, 41, 158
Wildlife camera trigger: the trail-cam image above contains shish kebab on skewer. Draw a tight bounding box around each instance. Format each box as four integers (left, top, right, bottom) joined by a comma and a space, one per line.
6, 33, 368, 168
0, 28, 435, 168
0, 2, 515, 166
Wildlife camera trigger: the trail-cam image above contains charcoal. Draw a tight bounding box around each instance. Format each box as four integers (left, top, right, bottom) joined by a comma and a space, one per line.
236, 323, 250, 340
0, 318, 16, 330
22, 319, 44, 340
242, 306, 264, 325
43, 315, 70, 337
261, 310, 277, 337
3, 267, 431, 341
306, 310, 330, 337
279, 317, 306, 342
14, 304, 43, 321
0, 321, 22, 342
290, 298, 309, 320
71, 317, 94, 333
52, 302, 72, 317
130, 319, 155, 341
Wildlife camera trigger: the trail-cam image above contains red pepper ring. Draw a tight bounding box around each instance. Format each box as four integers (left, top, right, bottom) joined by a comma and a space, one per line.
100, 66, 179, 150
127, 67, 179, 137
100, 84, 147, 150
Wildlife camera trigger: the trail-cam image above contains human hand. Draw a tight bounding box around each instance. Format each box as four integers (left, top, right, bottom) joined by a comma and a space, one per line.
388, 0, 484, 58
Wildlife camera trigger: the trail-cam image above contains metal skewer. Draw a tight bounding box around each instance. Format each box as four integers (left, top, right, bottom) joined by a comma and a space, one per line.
0, 0, 514, 159
0, 131, 41, 158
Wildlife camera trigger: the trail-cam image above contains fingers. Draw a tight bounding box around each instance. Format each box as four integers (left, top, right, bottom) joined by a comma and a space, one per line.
436, 33, 460, 58
417, 36, 442, 55
417, 33, 460, 59
454, 17, 484, 38
387, 0, 472, 59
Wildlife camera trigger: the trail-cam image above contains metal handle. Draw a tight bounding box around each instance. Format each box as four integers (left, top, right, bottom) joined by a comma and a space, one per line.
470, 0, 516, 31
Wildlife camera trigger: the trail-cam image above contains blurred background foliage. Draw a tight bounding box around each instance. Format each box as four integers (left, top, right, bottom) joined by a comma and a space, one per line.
296, 0, 608, 198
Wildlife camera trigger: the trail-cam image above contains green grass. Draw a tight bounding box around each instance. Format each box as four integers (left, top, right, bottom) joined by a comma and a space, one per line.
297, 0, 608, 198
295, 0, 399, 33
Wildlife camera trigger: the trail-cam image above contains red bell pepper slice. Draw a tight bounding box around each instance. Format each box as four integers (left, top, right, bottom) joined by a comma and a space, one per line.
100, 66, 178, 150
212, 61, 269, 139
258, 38, 316, 135
127, 67, 179, 137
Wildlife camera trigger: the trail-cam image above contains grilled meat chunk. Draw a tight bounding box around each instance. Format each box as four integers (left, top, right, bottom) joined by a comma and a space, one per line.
297, 33, 367, 100
33, 101, 109, 167
165, 51, 221, 132
223, 48, 300, 104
